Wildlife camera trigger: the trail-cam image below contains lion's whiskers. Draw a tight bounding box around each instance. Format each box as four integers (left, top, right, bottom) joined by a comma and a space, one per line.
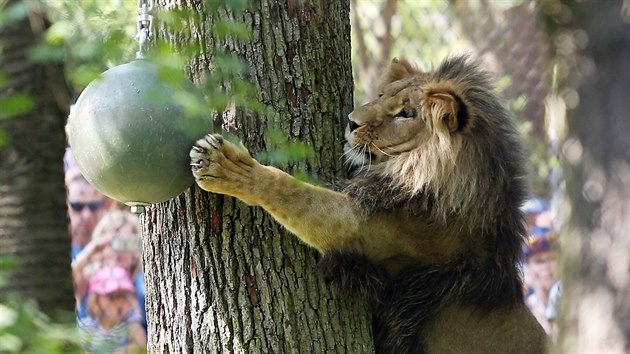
340, 145, 357, 162
340, 142, 377, 176
360, 143, 373, 176
372, 143, 394, 157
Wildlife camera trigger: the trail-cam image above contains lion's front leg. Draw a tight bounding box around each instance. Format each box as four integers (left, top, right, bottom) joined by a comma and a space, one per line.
190, 134, 364, 253
190, 134, 260, 205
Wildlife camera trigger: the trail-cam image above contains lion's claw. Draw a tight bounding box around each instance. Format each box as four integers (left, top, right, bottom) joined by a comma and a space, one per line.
189, 134, 256, 197
190, 134, 221, 178
191, 145, 205, 153
205, 134, 223, 149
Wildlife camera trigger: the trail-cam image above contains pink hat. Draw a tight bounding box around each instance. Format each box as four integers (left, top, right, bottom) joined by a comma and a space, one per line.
89, 266, 135, 295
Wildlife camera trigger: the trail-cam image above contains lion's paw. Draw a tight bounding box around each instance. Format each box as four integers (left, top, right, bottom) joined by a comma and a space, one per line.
190, 134, 225, 178
190, 134, 256, 195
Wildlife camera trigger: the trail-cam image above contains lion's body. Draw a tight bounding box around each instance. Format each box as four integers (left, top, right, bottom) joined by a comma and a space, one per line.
190, 56, 547, 353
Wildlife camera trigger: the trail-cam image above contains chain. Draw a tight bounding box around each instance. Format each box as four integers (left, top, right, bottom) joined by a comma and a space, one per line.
134, 0, 154, 59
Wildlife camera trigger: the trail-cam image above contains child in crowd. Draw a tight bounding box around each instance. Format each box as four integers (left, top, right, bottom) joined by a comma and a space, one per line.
73, 210, 146, 330
79, 266, 146, 353
523, 227, 559, 335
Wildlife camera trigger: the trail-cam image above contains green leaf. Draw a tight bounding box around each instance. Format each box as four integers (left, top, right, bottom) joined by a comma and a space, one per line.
205, 0, 249, 12
0, 130, 8, 149
0, 333, 21, 353
0, 2, 27, 30
45, 21, 74, 45
214, 20, 251, 40
0, 94, 35, 119
0, 73, 8, 88
174, 90, 209, 118
159, 8, 198, 32
214, 51, 249, 76
68, 64, 101, 88
205, 91, 231, 112
257, 129, 315, 166
28, 44, 68, 63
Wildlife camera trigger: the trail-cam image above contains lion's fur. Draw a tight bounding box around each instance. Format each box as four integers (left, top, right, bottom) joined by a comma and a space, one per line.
344, 57, 527, 231
191, 55, 547, 354
320, 56, 545, 353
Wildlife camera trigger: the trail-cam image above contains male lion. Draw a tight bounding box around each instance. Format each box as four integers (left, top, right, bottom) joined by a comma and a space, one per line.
190, 56, 547, 353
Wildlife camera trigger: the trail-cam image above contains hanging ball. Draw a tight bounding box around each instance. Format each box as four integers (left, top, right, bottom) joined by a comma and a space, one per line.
67, 60, 211, 206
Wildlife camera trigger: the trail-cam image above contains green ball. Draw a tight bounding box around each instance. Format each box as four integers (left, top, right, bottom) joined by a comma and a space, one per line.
67, 60, 211, 205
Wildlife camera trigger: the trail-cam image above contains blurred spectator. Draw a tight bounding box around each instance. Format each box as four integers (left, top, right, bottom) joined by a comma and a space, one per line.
79, 266, 146, 353
521, 197, 551, 233
546, 280, 562, 340
63, 147, 77, 172
65, 149, 113, 260
523, 227, 559, 335
72, 210, 146, 331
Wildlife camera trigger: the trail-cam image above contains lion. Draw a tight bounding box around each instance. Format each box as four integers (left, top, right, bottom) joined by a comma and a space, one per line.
190, 55, 547, 353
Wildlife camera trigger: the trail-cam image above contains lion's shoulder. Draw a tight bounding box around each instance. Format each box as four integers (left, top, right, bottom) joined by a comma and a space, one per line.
341, 175, 430, 216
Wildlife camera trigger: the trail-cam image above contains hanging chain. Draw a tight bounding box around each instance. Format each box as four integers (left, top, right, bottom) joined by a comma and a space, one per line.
134, 0, 154, 59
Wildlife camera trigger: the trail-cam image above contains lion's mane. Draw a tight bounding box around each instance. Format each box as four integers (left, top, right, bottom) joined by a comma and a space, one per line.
318, 57, 529, 354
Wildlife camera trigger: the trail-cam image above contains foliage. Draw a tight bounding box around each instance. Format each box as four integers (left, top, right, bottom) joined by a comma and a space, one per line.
0, 2, 116, 353
0, 257, 80, 354
351, 0, 455, 103
0, 298, 81, 354
515, 111, 560, 197
0, 91, 34, 119
155, 1, 262, 114
37, 0, 304, 171
257, 128, 315, 166
497, 74, 560, 196
0, 0, 26, 28
0, 1, 34, 147
35, 0, 260, 120
156, 0, 311, 168
40, 0, 137, 90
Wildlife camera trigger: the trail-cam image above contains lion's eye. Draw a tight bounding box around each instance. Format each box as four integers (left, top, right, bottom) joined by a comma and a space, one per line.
395, 108, 417, 119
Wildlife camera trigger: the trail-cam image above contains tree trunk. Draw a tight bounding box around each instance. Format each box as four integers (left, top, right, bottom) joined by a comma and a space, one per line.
142, 1, 373, 352
0, 0, 73, 315
554, 1, 630, 352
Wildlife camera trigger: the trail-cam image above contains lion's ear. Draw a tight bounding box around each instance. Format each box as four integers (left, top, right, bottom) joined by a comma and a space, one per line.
379, 58, 420, 87
423, 85, 469, 133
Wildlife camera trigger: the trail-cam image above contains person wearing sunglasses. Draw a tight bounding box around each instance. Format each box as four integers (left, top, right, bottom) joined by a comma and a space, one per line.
65, 166, 112, 260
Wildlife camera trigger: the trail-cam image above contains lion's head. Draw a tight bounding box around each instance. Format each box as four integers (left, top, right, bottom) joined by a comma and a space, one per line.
345, 56, 527, 231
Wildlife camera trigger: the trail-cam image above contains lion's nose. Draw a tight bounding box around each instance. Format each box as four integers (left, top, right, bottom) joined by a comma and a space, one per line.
348, 111, 361, 132
348, 120, 360, 132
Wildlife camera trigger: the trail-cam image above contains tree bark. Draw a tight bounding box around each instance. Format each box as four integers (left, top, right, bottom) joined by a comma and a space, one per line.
553, 1, 630, 352
142, 1, 373, 352
0, 0, 73, 315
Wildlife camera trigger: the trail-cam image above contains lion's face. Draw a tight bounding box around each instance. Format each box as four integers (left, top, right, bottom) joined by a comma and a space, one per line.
345, 84, 429, 167
345, 59, 467, 170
